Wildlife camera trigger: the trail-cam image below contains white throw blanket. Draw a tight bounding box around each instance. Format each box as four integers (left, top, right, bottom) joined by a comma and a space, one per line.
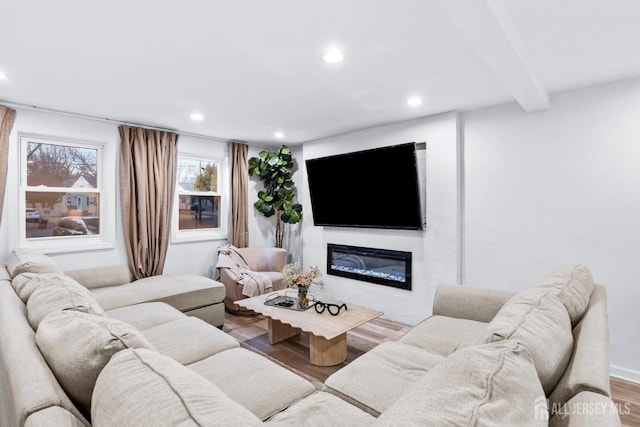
216, 245, 273, 297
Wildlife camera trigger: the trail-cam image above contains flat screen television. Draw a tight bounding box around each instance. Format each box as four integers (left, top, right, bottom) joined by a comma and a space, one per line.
305, 142, 423, 230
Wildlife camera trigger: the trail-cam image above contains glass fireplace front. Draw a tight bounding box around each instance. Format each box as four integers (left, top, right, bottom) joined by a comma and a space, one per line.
326, 243, 412, 291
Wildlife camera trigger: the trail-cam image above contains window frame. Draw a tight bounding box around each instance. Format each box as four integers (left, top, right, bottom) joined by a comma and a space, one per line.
171, 153, 228, 243
18, 133, 115, 253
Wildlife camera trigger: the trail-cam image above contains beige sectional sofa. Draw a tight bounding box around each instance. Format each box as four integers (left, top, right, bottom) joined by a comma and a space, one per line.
0, 249, 321, 427
325, 265, 621, 426
0, 248, 622, 426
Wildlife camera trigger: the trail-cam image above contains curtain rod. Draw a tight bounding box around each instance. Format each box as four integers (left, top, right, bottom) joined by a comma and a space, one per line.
0, 99, 231, 143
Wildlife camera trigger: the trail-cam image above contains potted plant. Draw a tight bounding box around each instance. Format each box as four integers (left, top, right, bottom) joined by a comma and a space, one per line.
248, 145, 302, 248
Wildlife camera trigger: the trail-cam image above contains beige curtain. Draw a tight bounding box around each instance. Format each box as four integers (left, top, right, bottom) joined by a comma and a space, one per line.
119, 125, 178, 279
228, 141, 249, 247
0, 106, 17, 227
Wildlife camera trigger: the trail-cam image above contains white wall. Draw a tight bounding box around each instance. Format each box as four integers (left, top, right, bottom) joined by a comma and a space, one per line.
1, 109, 230, 278
302, 112, 460, 325
463, 77, 640, 382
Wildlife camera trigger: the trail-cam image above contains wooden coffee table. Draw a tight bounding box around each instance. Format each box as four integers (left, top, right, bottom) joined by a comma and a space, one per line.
235, 291, 382, 366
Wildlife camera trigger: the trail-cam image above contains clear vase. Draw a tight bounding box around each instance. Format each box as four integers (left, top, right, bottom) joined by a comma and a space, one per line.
298, 287, 309, 308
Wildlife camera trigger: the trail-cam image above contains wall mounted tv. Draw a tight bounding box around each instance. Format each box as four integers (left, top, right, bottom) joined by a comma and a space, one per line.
305, 142, 424, 230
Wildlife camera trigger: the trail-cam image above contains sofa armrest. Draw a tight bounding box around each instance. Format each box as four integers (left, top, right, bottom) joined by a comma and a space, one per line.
549, 391, 621, 427
65, 266, 133, 290
548, 285, 612, 406
432, 284, 515, 323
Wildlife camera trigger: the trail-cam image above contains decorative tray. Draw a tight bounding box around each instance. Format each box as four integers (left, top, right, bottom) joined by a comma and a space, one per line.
265, 292, 314, 311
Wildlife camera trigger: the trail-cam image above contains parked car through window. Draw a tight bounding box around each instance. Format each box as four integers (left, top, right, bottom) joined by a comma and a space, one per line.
53, 216, 99, 236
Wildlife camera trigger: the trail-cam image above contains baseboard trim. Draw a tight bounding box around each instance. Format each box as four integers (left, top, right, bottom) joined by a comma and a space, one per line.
611, 365, 640, 384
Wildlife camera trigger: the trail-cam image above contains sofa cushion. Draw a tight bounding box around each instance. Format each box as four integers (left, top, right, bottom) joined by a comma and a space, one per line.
64, 265, 132, 290
5, 248, 62, 278
324, 341, 445, 414
267, 391, 375, 426
374, 340, 546, 427
398, 315, 488, 356
26, 276, 106, 330
35, 310, 154, 414
432, 284, 515, 323
92, 348, 262, 427
13, 273, 77, 304
0, 282, 90, 427
24, 406, 88, 427
91, 273, 225, 311
142, 317, 239, 364
105, 302, 185, 330
484, 291, 573, 394
532, 264, 595, 326
188, 347, 315, 420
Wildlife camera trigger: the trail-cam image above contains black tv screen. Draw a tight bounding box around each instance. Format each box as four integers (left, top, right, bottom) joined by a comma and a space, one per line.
305, 143, 423, 230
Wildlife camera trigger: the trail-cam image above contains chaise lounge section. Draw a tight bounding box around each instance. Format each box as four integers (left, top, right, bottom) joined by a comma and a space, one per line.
65, 266, 226, 328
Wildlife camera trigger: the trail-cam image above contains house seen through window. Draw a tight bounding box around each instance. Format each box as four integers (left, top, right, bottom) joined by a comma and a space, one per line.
23, 137, 101, 239
176, 156, 222, 231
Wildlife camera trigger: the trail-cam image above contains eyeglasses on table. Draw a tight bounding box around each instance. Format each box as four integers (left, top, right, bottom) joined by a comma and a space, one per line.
314, 301, 348, 316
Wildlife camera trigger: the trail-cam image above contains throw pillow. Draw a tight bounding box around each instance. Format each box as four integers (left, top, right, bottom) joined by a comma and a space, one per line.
374, 340, 547, 427
35, 311, 155, 415
484, 291, 573, 394
26, 276, 105, 330
12, 273, 73, 304
531, 264, 595, 326
91, 348, 262, 426
5, 248, 62, 278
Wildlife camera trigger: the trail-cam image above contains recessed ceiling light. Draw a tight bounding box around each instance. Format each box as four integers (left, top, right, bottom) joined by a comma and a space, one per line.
190, 112, 204, 121
323, 48, 344, 64
407, 96, 423, 107
274, 131, 285, 139
0, 72, 7, 80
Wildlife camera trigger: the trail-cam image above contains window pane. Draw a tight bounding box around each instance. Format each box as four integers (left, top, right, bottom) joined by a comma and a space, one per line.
178, 195, 220, 230
177, 158, 218, 192
27, 142, 98, 188
25, 192, 100, 238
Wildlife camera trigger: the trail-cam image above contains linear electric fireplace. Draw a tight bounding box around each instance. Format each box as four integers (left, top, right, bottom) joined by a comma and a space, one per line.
327, 244, 412, 290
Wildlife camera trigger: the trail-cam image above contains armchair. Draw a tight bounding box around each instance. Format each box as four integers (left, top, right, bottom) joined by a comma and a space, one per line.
218, 247, 287, 313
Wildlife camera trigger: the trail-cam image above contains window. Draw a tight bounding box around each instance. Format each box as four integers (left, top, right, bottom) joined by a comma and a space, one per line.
173, 155, 227, 242
20, 134, 112, 251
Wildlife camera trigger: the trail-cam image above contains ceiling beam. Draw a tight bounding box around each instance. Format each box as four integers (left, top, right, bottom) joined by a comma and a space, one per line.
435, 0, 549, 112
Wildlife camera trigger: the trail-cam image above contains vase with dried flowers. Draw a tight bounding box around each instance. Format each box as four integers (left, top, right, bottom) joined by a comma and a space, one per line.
282, 263, 324, 308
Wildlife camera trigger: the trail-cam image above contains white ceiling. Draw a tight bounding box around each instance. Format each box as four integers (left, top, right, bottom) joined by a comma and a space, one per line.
1, 0, 639, 145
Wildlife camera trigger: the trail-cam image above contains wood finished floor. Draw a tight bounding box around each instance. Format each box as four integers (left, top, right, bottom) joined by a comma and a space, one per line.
223, 311, 640, 426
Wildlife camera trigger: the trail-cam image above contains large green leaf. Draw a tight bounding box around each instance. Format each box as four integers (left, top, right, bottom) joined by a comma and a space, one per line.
283, 210, 301, 224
